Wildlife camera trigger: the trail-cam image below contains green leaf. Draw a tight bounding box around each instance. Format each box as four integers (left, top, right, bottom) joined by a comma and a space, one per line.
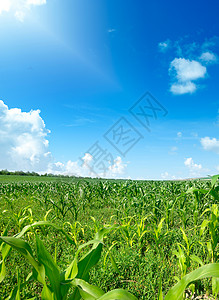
0, 230, 10, 283
35, 235, 61, 298
65, 258, 78, 280
158, 277, 163, 300
180, 228, 189, 249
211, 175, 219, 187
74, 278, 104, 299
109, 252, 120, 274
15, 221, 75, 245
77, 243, 102, 280
0, 236, 46, 286
69, 241, 103, 300
200, 219, 209, 236
0, 259, 6, 283
97, 289, 138, 300
190, 255, 203, 266
212, 277, 219, 297
165, 263, 219, 300
41, 285, 54, 300
0, 236, 33, 256
93, 227, 114, 247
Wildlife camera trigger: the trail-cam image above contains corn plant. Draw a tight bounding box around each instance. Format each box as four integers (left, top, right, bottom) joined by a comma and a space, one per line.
173, 228, 203, 280
200, 204, 219, 297
0, 223, 137, 299
63, 221, 85, 246
119, 216, 136, 247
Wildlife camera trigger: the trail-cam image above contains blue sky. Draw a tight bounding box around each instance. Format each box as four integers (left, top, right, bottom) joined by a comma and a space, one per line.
0, 0, 219, 179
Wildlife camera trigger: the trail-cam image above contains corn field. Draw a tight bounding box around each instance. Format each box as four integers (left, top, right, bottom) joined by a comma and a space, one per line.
0, 176, 219, 299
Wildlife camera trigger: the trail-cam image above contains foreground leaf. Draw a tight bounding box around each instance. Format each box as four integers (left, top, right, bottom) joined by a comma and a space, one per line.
97, 289, 138, 300
165, 263, 219, 300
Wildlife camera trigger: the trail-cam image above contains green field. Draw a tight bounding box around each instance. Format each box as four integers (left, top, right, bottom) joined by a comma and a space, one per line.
0, 176, 218, 299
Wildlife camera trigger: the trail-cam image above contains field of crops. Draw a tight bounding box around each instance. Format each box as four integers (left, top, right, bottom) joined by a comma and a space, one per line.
0, 175, 219, 299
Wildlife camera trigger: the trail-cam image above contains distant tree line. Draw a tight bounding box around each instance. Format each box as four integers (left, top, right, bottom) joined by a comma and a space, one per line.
0, 169, 80, 178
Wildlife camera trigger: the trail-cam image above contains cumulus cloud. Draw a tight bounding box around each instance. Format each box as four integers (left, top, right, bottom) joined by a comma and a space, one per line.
0, 100, 51, 171
199, 52, 218, 64
170, 58, 206, 81
159, 37, 218, 95
169, 58, 206, 95
0, 100, 127, 178
108, 156, 127, 175
0, 0, 46, 21
47, 155, 94, 178
201, 137, 219, 154
47, 154, 127, 179
170, 81, 197, 95
184, 157, 203, 176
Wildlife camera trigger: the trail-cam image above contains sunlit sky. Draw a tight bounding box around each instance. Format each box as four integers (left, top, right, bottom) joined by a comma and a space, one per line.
0, 0, 219, 179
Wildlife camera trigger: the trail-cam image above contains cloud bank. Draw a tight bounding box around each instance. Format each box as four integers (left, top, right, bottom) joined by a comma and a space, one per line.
0, 100, 127, 178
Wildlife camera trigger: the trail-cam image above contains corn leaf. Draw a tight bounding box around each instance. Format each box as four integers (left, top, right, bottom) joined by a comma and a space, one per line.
97, 289, 138, 300
165, 263, 219, 300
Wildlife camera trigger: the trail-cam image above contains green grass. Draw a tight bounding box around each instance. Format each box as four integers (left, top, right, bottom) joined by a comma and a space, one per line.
0, 176, 218, 299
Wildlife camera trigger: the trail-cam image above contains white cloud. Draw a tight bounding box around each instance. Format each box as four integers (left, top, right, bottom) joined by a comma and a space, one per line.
0, 0, 46, 21
0, 0, 11, 14
161, 37, 219, 95
108, 156, 127, 175
158, 40, 171, 52
170, 81, 197, 95
170, 58, 206, 82
161, 171, 169, 179
161, 171, 177, 180
184, 157, 203, 176
177, 132, 182, 138
54, 162, 64, 168
201, 137, 219, 154
0, 100, 127, 178
169, 58, 206, 95
81, 153, 93, 168
184, 157, 202, 169
48, 154, 127, 178
0, 100, 128, 178
199, 52, 218, 64
0, 100, 51, 171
